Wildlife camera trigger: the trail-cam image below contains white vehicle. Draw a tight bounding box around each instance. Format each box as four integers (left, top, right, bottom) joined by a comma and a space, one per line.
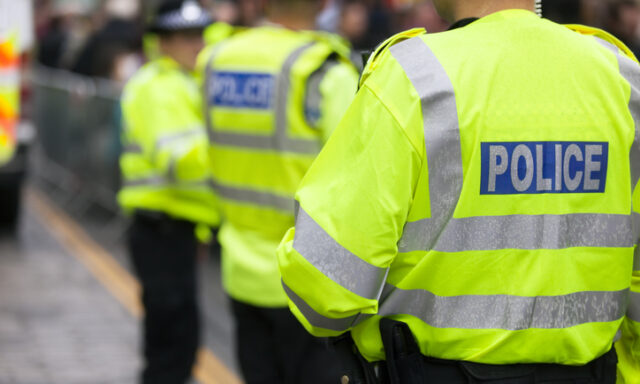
0, 0, 35, 229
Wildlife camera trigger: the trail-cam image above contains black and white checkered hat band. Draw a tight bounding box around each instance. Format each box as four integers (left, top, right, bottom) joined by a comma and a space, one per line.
152, 9, 212, 31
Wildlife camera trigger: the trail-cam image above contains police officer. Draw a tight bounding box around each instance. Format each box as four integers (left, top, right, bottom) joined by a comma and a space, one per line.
277, 0, 640, 383
118, 1, 218, 383
198, 0, 359, 382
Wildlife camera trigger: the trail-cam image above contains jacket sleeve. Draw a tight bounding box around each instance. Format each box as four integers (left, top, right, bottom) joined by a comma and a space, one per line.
613, 41, 640, 383
616, 174, 640, 384
277, 81, 422, 337
121, 70, 210, 184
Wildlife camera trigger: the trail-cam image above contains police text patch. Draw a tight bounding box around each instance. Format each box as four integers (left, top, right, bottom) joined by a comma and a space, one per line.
480, 141, 609, 194
209, 72, 275, 109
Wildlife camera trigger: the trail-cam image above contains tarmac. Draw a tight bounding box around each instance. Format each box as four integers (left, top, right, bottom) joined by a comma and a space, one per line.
0, 186, 241, 384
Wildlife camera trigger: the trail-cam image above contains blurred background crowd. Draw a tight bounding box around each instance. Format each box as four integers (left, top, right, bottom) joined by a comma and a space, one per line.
33, 0, 640, 84
17, 0, 640, 233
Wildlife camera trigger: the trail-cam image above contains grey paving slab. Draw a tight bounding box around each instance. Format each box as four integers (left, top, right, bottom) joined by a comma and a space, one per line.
77, 211, 238, 374
67, 197, 239, 375
0, 202, 141, 384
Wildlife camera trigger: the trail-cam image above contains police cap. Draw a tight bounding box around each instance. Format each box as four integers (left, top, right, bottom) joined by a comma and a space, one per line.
149, 0, 213, 34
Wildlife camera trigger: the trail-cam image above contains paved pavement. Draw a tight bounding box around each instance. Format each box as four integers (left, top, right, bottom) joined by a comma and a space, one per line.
0, 194, 140, 384
0, 187, 240, 384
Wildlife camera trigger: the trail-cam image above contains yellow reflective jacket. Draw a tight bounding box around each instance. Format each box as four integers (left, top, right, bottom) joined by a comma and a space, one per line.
199, 26, 359, 307
118, 56, 220, 228
0, 31, 18, 165
277, 10, 640, 382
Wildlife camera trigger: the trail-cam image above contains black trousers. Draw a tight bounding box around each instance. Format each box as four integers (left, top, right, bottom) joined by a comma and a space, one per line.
128, 213, 200, 384
231, 299, 343, 384
404, 352, 618, 384
379, 319, 618, 384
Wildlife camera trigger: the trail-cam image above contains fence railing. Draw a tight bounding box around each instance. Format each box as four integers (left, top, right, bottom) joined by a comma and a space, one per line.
32, 64, 125, 238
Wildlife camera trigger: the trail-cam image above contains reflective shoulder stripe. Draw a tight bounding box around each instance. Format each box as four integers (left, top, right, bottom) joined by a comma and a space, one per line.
379, 285, 627, 330
206, 42, 322, 155
210, 178, 294, 213
603, 36, 640, 192
360, 28, 426, 89
390, 36, 463, 251
629, 290, 640, 323
566, 24, 639, 63
594, 36, 619, 55
399, 213, 634, 253
293, 207, 389, 300
155, 127, 206, 149
283, 280, 362, 332
610, 35, 640, 261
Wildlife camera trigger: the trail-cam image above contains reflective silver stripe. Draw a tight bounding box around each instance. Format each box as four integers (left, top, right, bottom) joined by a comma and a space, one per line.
293, 207, 389, 299
124, 128, 205, 157
122, 143, 143, 154
304, 59, 338, 127
208, 131, 274, 150
273, 42, 322, 154
211, 178, 294, 212
613, 329, 622, 343
206, 42, 321, 154
628, 290, 640, 322
203, 42, 228, 144
123, 176, 167, 187
615, 45, 640, 191
379, 285, 627, 330
168, 157, 178, 183
615, 43, 640, 274
594, 37, 619, 55
390, 37, 463, 251
155, 128, 206, 149
124, 176, 211, 189
208, 129, 320, 154
634, 211, 640, 270
283, 281, 361, 332
399, 213, 634, 253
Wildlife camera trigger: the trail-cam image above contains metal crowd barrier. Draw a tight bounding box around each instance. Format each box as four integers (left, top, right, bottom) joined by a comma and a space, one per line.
31, 65, 125, 238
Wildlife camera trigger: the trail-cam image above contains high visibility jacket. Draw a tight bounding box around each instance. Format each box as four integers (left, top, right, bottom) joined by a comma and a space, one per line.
118, 56, 220, 228
204, 22, 237, 47
0, 31, 18, 165
200, 26, 359, 307
277, 9, 640, 380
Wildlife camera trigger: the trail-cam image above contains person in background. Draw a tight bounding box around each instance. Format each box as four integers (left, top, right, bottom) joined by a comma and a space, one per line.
117, 1, 218, 383
277, 0, 640, 382
198, 0, 359, 382
72, 0, 143, 81
394, 0, 449, 33
604, 0, 640, 58
541, 0, 583, 24
316, 0, 342, 33
339, 0, 370, 50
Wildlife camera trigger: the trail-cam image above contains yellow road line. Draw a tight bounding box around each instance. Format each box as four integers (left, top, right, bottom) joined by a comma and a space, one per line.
26, 187, 242, 384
